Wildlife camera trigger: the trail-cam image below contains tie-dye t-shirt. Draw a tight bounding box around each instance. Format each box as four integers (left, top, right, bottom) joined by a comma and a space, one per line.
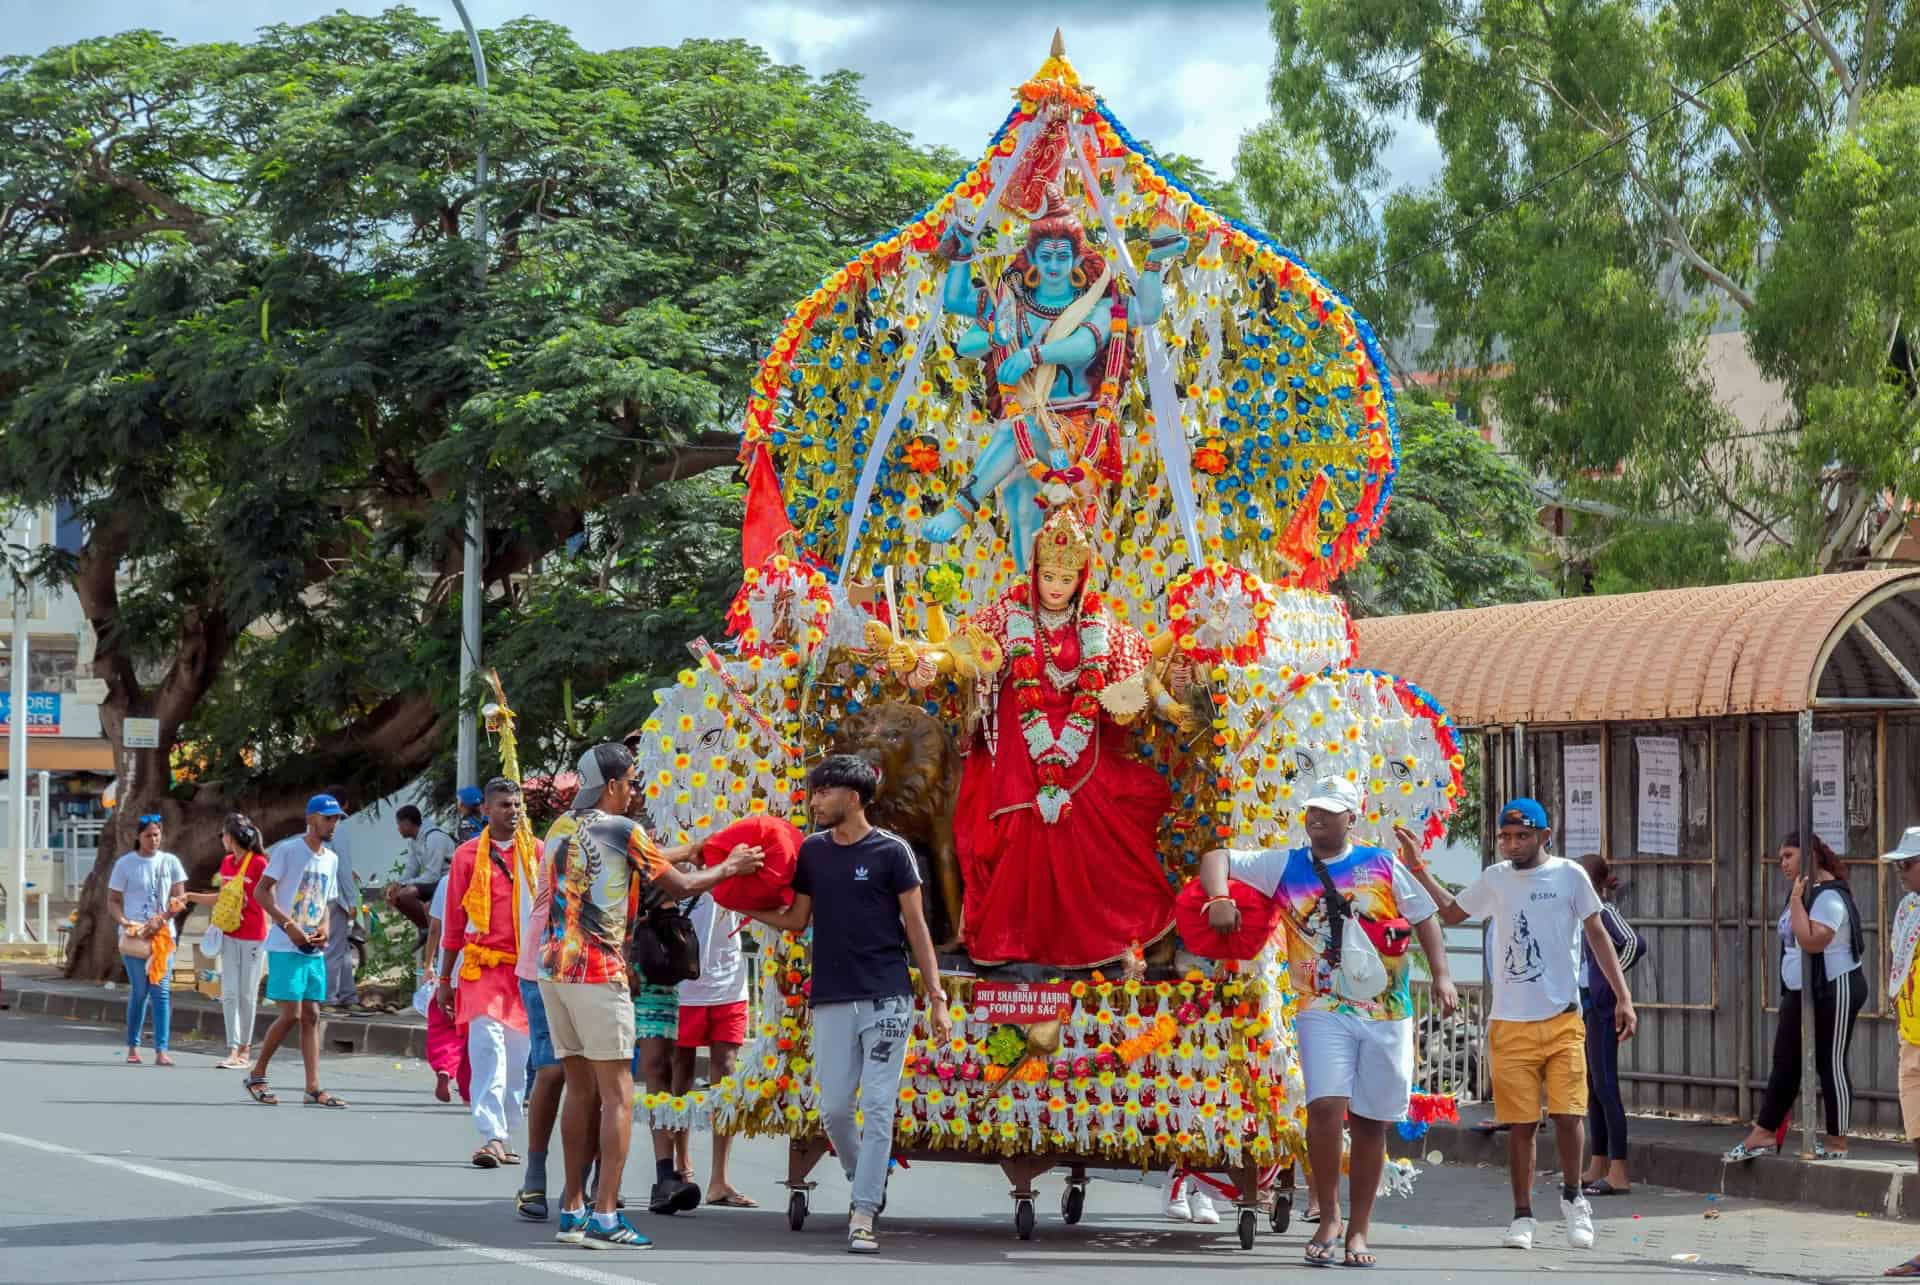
1229, 843, 1437, 1021
537, 809, 660, 985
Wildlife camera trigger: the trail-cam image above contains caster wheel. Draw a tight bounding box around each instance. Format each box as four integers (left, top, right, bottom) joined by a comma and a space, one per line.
1237, 1208, 1257, 1250
1271, 1194, 1291, 1235
1061, 1183, 1086, 1225
1015, 1197, 1036, 1240
787, 1190, 808, 1231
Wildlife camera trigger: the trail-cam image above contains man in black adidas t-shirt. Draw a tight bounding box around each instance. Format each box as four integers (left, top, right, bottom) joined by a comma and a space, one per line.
744, 755, 951, 1254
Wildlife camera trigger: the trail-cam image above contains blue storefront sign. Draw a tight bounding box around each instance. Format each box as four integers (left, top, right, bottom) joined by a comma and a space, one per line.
0, 692, 61, 734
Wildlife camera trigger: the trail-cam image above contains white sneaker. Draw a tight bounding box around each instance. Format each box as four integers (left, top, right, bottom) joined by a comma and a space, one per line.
1163, 1179, 1192, 1222
1186, 1186, 1221, 1225
1503, 1215, 1536, 1249
1561, 1194, 1595, 1248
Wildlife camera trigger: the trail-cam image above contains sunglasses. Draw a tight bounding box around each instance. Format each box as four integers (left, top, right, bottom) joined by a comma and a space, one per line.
137, 813, 163, 827
1895, 857, 1920, 873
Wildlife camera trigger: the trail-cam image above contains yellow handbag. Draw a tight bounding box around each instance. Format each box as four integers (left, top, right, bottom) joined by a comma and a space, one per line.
210, 852, 257, 932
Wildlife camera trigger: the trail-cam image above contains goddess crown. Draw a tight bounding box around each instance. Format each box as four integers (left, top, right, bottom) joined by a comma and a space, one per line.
1033, 504, 1094, 575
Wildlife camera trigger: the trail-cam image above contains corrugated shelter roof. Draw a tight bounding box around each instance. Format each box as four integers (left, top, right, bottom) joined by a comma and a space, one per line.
1351, 570, 1920, 726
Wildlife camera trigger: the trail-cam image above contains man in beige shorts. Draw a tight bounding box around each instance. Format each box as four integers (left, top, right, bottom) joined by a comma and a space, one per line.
534, 743, 761, 1250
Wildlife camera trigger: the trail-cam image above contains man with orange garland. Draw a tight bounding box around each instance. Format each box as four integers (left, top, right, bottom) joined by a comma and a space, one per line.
435, 777, 534, 1170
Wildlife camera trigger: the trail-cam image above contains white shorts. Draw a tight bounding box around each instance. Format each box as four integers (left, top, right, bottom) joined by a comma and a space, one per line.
1296, 1008, 1413, 1121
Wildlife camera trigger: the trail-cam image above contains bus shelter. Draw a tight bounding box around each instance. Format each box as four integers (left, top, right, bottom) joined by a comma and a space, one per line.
1355, 570, 1920, 1133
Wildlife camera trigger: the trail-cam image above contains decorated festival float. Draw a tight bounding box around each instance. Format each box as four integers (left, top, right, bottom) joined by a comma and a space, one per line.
623, 35, 1464, 1245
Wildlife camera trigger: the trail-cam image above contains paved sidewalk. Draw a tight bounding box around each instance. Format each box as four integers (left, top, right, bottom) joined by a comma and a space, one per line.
1425, 1103, 1920, 1220
1, 968, 431, 1058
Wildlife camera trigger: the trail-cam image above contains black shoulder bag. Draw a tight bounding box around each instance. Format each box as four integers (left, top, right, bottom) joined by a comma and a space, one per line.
627, 888, 702, 986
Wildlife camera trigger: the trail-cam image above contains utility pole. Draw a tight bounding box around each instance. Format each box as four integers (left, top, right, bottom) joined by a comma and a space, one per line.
451, 0, 488, 792
6, 512, 34, 943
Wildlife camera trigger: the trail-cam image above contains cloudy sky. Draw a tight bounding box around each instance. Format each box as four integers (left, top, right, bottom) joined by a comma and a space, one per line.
6, 1, 1440, 189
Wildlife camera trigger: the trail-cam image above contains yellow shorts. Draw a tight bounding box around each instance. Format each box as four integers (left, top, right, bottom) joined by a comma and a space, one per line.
1490, 1011, 1588, 1123
1900, 1043, 1920, 1140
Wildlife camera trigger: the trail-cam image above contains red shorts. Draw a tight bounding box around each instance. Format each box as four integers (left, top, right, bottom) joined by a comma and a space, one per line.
677, 999, 749, 1048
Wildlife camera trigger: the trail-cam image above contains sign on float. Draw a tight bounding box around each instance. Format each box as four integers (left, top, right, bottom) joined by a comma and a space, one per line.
972, 982, 1073, 1025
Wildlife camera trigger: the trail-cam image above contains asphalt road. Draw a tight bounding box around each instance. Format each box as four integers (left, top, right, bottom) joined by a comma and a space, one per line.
1, 1006, 1914, 1285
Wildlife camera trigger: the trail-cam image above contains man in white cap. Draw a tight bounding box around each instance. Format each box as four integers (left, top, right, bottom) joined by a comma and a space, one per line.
1195, 775, 1454, 1269
1884, 827, 1920, 1279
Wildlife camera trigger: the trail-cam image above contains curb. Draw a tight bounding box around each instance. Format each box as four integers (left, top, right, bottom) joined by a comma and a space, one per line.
1420, 1122, 1920, 1220
4, 983, 429, 1061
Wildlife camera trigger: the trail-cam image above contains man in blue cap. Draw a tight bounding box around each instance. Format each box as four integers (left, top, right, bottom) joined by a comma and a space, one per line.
246, 793, 350, 1108
456, 785, 487, 844
1397, 798, 1637, 1253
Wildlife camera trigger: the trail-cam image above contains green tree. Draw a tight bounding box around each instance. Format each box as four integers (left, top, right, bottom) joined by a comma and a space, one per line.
1340, 401, 1552, 616
0, 12, 952, 977
1255, 0, 1916, 583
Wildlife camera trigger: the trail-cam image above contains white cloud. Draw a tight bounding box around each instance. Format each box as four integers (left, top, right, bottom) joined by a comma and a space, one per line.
2, 1, 1442, 195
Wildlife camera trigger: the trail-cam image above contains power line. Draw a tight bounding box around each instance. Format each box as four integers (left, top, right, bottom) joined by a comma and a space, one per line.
1372, 0, 1846, 286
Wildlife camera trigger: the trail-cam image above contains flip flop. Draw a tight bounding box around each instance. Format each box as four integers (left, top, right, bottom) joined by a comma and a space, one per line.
473, 1143, 502, 1169
1884, 1256, 1920, 1277
708, 1192, 759, 1208
1304, 1240, 1338, 1268
154, 1052, 175, 1066
125, 1051, 141, 1065
1582, 1179, 1629, 1197
244, 1076, 278, 1105
1343, 1248, 1377, 1268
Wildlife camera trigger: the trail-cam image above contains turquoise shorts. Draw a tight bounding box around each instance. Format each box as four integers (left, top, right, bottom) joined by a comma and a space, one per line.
631, 983, 680, 1043
266, 950, 328, 1003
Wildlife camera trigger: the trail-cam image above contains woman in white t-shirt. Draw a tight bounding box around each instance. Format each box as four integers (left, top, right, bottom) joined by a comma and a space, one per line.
1725, 832, 1866, 1161
106, 814, 189, 1065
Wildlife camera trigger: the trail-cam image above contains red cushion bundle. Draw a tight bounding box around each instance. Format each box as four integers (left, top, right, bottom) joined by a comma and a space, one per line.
1173, 878, 1280, 960
700, 815, 805, 913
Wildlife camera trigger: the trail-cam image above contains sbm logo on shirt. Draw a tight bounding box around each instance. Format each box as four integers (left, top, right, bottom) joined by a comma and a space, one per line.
853, 865, 870, 881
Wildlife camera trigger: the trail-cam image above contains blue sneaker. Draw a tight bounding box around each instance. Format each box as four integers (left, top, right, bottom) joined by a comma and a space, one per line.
581, 1214, 651, 1250
555, 1208, 589, 1245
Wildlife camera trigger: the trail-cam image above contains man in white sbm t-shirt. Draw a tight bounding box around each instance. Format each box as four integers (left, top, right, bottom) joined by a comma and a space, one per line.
1397, 798, 1637, 1253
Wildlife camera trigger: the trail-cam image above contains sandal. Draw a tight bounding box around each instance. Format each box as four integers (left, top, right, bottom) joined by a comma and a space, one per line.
244, 1076, 278, 1105
708, 1191, 759, 1208
1343, 1248, 1377, 1268
515, 1189, 549, 1221
1305, 1240, 1338, 1268
1723, 1142, 1777, 1163
1885, 1256, 1920, 1277
1582, 1179, 1630, 1197
303, 1088, 348, 1109
125, 1050, 141, 1065
1813, 1141, 1850, 1160
155, 1052, 175, 1067
473, 1140, 506, 1169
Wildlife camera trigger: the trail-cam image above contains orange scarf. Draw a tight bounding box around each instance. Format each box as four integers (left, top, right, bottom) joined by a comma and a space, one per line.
147, 896, 186, 985
458, 828, 536, 959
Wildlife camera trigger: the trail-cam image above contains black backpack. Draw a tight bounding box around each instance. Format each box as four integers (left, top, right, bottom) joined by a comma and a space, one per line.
627, 895, 702, 986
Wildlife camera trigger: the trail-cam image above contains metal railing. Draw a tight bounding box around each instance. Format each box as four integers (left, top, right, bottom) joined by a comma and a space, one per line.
1408, 942, 1492, 1102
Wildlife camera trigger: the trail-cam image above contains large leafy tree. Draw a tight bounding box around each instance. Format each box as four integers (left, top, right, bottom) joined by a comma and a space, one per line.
0, 11, 953, 976
1255, 0, 1916, 582
1340, 401, 1552, 616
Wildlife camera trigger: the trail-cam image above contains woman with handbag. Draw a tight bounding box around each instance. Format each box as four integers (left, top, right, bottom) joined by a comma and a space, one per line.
1576, 853, 1645, 1196
184, 815, 273, 1069
106, 813, 189, 1065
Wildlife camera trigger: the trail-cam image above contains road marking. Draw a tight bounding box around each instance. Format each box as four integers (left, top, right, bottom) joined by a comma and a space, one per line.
0, 1128, 661, 1285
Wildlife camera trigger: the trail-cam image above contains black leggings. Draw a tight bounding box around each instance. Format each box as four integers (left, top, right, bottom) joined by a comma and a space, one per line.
1584, 999, 1628, 1160
1756, 970, 1866, 1137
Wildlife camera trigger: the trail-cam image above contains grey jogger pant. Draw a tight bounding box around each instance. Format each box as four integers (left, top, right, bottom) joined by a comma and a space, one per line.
812, 995, 912, 1214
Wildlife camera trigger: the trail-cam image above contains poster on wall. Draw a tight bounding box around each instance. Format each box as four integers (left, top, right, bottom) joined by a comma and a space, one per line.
1810, 728, 1847, 855
1562, 744, 1603, 858
1635, 736, 1681, 856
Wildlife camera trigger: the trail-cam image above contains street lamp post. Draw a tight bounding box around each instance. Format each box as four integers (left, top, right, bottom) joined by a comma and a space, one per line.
450, 0, 488, 793
6, 512, 33, 944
